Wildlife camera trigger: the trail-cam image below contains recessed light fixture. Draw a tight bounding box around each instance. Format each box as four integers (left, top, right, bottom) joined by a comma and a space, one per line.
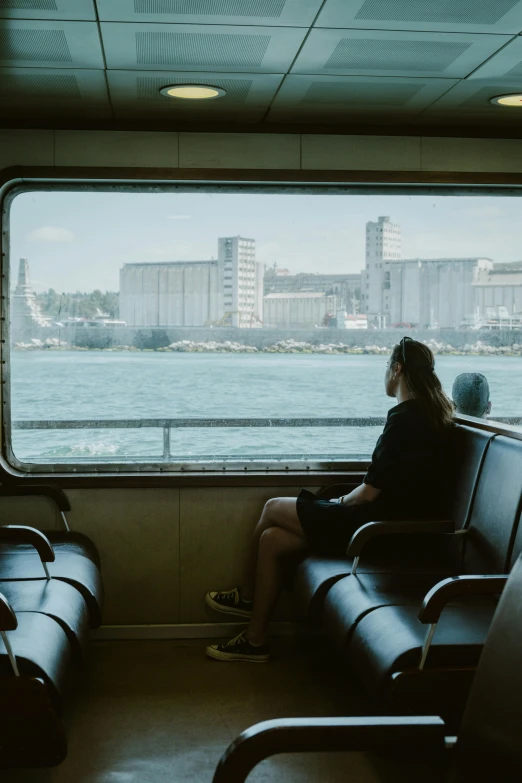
160, 84, 226, 100
490, 94, 522, 107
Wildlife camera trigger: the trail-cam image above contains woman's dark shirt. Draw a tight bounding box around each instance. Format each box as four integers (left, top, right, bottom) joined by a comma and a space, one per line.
363, 398, 451, 518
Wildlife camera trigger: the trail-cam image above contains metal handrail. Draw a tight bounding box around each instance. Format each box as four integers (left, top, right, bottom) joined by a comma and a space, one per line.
12, 417, 387, 461
12, 416, 522, 461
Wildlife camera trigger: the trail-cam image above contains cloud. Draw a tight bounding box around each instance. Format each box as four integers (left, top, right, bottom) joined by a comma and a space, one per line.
167, 214, 192, 220
28, 226, 75, 243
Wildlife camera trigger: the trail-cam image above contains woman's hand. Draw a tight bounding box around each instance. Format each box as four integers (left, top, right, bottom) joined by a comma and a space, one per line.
338, 483, 381, 507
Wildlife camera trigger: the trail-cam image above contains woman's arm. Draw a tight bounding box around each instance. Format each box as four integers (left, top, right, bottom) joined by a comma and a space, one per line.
339, 483, 381, 507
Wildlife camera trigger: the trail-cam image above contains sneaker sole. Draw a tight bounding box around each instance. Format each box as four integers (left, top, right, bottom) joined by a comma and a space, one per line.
205, 593, 252, 619
205, 646, 270, 663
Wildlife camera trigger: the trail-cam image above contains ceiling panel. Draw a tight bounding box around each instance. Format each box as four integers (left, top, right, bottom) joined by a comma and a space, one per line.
468, 36, 522, 81
421, 79, 522, 113
0, 0, 96, 21
271, 74, 457, 114
100, 22, 306, 72
0, 67, 109, 104
95, 0, 322, 27
107, 70, 283, 110
0, 19, 104, 67
315, 0, 522, 34
291, 29, 511, 78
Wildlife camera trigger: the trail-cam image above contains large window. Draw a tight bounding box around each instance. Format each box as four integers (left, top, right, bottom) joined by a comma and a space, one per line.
5, 185, 522, 473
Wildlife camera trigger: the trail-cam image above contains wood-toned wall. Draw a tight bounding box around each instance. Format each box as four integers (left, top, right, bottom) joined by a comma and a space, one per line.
2, 129, 522, 173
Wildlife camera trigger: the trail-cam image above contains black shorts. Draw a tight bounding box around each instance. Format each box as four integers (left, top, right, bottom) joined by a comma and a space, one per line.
296, 489, 377, 555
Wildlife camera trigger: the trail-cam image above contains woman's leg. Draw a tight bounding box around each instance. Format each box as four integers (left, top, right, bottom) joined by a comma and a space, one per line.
246, 525, 308, 645
240, 497, 307, 601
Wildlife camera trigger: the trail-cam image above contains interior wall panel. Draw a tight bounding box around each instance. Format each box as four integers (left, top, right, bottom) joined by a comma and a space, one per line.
421, 136, 522, 173
178, 131, 300, 168
302, 134, 422, 170
0, 128, 54, 168
66, 489, 180, 625
55, 129, 179, 167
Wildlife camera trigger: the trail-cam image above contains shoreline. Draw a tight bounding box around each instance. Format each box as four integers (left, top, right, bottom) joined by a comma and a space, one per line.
12, 338, 522, 357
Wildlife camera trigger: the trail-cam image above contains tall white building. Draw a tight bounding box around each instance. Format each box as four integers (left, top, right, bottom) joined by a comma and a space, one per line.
218, 236, 263, 327
361, 216, 401, 323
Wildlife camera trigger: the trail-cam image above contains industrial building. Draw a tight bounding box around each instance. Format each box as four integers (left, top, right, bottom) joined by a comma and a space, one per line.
264, 266, 361, 311
119, 259, 221, 327
473, 263, 522, 321
119, 237, 263, 328
387, 257, 493, 328
263, 292, 337, 329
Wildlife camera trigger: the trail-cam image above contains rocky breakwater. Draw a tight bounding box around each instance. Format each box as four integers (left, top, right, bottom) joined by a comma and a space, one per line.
163, 340, 258, 353
12, 337, 522, 356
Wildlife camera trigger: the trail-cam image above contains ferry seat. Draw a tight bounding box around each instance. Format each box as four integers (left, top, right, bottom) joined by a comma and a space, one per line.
0, 526, 104, 628
212, 552, 522, 783
0, 591, 72, 716
0, 485, 101, 568
325, 435, 522, 717
291, 425, 493, 624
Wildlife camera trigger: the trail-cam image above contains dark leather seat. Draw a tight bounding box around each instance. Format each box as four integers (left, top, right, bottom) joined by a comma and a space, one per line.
0, 485, 101, 569
348, 604, 495, 700
0, 532, 100, 569
0, 551, 103, 627
0, 580, 89, 661
0, 610, 72, 713
323, 435, 522, 651
292, 425, 493, 623
212, 554, 522, 783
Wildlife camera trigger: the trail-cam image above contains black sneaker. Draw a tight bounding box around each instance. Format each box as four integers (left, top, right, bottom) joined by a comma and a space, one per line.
206, 630, 270, 663
205, 587, 253, 618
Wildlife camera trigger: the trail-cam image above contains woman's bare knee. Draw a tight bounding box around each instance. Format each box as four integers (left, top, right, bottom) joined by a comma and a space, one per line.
261, 497, 283, 523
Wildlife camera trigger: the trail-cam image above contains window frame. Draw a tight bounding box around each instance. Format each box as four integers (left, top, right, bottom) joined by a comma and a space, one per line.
2, 166, 522, 482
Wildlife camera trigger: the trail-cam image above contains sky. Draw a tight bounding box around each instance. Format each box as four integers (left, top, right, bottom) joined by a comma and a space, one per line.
9, 190, 522, 293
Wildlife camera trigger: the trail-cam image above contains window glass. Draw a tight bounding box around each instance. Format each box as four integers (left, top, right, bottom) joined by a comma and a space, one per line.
6, 189, 522, 472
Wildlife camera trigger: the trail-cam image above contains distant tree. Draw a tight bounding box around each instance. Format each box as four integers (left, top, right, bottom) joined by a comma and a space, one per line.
35, 290, 119, 320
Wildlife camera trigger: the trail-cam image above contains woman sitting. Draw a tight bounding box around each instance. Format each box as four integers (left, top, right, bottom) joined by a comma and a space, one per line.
205, 337, 454, 663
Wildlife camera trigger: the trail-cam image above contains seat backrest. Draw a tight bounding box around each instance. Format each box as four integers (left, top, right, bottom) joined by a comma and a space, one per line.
452, 553, 522, 782
508, 511, 522, 570
463, 436, 522, 574
450, 425, 493, 530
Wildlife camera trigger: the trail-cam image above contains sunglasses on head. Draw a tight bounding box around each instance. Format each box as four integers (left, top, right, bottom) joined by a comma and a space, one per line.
400, 336, 414, 366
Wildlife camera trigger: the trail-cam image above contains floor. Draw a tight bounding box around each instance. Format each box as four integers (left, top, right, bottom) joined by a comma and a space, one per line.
4, 637, 448, 783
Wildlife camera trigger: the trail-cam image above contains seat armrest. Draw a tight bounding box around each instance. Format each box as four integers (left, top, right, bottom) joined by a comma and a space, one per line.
419, 575, 509, 624
0, 525, 55, 563
346, 519, 454, 574
0, 592, 17, 631
212, 717, 446, 783
0, 484, 71, 512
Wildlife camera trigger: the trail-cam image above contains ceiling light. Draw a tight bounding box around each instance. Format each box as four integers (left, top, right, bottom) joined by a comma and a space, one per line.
160, 85, 226, 100
490, 94, 522, 107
